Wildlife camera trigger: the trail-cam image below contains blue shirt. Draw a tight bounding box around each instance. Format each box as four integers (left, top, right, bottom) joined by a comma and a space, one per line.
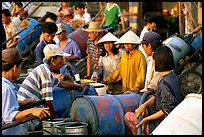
58, 38, 81, 74
35, 39, 56, 65
2, 77, 20, 135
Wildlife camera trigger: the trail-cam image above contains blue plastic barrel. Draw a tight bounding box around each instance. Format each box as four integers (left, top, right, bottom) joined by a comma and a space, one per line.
52, 87, 72, 118
70, 93, 141, 135
17, 18, 42, 54
52, 86, 98, 118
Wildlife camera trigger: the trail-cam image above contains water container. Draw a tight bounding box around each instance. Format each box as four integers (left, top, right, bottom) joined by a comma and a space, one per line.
70, 93, 141, 135
42, 118, 71, 135
51, 87, 72, 118
163, 36, 190, 67
55, 122, 88, 135
152, 93, 202, 135
189, 34, 202, 51
17, 18, 42, 54
68, 28, 89, 58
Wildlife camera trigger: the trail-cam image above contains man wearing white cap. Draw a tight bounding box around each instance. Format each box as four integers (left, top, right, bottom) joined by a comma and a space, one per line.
96, 32, 125, 94
17, 44, 88, 131
103, 30, 147, 93
55, 23, 81, 75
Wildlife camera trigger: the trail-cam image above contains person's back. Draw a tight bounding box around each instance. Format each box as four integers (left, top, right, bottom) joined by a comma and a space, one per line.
100, 2, 125, 33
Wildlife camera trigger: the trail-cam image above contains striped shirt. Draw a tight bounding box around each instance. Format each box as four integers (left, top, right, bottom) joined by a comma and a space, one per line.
17, 63, 60, 103
86, 39, 101, 76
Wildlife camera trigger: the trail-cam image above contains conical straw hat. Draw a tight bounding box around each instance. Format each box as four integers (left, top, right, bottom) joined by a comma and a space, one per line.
114, 30, 140, 44
96, 32, 119, 45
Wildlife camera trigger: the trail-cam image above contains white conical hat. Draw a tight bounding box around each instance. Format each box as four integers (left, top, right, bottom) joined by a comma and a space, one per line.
114, 30, 140, 44
96, 32, 119, 45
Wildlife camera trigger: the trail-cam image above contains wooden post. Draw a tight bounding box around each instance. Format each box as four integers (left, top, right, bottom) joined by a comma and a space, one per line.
179, 2, 184, 34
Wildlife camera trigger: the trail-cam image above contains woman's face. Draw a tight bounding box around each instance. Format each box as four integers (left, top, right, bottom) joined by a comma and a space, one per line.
124, 43, 134, 52
104, 42, 114, 52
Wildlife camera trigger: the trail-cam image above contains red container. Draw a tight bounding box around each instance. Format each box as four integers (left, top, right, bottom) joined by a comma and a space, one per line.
163, 10, 169, 16
68, 28, 89, 58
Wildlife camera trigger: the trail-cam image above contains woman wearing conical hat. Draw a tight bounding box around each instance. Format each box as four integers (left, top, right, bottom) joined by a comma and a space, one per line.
103, 30, 147, 93
96, 32, 125, 94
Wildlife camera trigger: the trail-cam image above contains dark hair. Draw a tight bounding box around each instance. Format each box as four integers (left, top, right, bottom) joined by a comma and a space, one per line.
75, 3, 86, 10
147, 16, 157, 24
42, 22, 57, 34
14, 2, 23, 7
2, 60, 23, 72
153, 46, 174, 72
2, 9, 11, 17
44, 12, 57, 22
100, 42, 119, 57
47, 55, 59, 65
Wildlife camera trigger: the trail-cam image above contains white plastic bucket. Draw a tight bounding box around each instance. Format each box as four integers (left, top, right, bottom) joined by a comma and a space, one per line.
152, 93, 202, 135
89, 83, 106, 96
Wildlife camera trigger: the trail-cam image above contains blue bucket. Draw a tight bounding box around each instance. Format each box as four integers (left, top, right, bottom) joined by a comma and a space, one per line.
189, 34, 202, 52
17, 18, 42, 54
70, 93, 141, 135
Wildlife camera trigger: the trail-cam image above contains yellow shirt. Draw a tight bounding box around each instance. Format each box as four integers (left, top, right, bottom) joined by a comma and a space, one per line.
106, 49, 146, 92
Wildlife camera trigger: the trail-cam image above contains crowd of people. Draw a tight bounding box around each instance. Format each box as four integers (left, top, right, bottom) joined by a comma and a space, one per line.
2, 2, 192, 135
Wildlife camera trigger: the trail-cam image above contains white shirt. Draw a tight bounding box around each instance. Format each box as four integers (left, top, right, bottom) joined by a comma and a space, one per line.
139, 26, 149, 62
73, 12, 91, 23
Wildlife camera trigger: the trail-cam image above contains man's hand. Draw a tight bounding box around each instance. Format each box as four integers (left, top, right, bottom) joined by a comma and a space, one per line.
52, 72, 65, 81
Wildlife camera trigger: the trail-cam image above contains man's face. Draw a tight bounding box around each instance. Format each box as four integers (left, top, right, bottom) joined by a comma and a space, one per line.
2, 14, 10, 24
56, 31, 66, 41
151, 22, 156, 30
142, 43, 152, 56
88, 31, 97, 41
43, 32, 56, 43
13, 63, 22, 81
50, 56, 64, 70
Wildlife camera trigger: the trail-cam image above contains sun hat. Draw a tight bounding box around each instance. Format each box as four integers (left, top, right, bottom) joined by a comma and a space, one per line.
82, 21, 104, 32
43, 44, 71, 61
114, 30, 140, 44
140, 31, 162, 46
96, 32, 119, 45
2, 48, 23, 64
56, 23, 67, 35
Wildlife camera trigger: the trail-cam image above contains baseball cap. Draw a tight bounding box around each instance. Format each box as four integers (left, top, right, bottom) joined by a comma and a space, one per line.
141, 31, 162, 45
56, 23, 66, 35
2, 48, 23, 64
43, 44, 71, 61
